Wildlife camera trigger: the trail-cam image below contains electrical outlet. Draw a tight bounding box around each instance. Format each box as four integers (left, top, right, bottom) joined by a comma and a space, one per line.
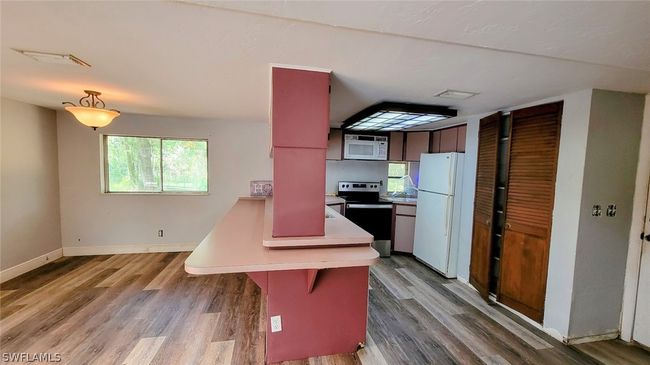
270, 315, 282, 332
158, 229, 164, 237
606, 204, 617, 217
592, 205, 602, 217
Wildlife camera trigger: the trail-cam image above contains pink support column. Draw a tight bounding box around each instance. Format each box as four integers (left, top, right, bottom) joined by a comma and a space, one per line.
271, 66, 330, 238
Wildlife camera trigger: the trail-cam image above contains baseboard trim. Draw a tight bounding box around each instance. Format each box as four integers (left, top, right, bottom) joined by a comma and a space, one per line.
489, 290, 620, 344
564, 331, 619, 345
492, 298, 565, 342
0, 248, 63, 283
62, 243, 197, 256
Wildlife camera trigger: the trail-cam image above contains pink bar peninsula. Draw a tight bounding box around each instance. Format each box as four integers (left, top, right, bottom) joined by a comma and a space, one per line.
185, 197, 379, 363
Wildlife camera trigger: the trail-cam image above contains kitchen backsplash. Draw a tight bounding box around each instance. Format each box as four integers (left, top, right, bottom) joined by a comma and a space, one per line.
325, 160, 421, 196
326, 160, 388, 194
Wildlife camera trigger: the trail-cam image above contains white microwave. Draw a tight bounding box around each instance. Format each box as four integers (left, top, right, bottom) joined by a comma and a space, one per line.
343, 134, 388, 160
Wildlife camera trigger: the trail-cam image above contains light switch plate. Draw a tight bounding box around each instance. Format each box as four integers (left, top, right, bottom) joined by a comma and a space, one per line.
270, 315, 282, 332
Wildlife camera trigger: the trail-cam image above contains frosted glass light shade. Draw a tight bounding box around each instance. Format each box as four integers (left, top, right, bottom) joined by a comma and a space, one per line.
65, 106, 120, 129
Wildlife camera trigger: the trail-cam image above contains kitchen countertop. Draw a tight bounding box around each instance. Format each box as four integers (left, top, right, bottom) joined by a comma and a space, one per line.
326, 195, 417, 206
262, 198, 373, 248
325, 195, 346, 205
185, 198, 379, 275
381, 196, 418, 205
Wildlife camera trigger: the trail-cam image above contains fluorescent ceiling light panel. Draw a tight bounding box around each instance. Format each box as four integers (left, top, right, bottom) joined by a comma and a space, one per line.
342, 102, 456, 132
14, 49, 91, 67
434, 89, 478, 100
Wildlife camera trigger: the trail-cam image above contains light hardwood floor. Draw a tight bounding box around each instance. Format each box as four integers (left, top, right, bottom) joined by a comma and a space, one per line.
1, 253, 648, 365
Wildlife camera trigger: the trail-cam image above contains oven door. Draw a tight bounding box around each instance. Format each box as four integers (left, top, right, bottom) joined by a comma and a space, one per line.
344, 203, 393, 240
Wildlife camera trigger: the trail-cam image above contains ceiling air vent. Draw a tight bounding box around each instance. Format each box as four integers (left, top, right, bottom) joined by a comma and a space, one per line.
14, 49, 91, 67
434, 89, 478, 100
341, 102, 457, 132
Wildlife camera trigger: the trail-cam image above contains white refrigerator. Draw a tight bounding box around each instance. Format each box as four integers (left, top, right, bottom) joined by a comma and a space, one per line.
413, 153, 465, 278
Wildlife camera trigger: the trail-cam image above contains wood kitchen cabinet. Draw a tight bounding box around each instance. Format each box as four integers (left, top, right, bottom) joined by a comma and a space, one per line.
439, 127, 459, 153
326, 129, 343, 160
392, 204, 417, 253
403, 124, 466, 159
404, 132, 430, 161
456, 125, 467, 152
389, 132, 404, 161
430, 130, 441, 153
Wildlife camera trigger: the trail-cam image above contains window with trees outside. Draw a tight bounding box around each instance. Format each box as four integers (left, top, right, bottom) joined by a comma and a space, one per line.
387, 162, 409, 193
103, 135, 208, 193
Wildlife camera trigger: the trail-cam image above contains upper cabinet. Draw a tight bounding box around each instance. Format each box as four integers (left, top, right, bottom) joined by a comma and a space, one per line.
271, 67, 330, 149
326, 129, 343, 160
431, 125, 467, 154
389, 132, 404, 161
430, 130, 441, 153
405, 132, 430, 161
440, 127, 459, 153
326, 124, 468, 162
456, 125, 467, 152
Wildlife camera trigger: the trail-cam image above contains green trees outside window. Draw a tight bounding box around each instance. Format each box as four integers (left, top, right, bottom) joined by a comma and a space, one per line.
105, 135, 208, 193
387, 162, 409, 193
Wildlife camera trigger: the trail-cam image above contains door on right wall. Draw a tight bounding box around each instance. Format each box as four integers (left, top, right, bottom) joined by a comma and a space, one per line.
498, 101, 563, 323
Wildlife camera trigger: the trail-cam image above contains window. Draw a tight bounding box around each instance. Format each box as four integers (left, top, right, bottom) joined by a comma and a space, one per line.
387, 162, 409, 193
103, 135, 208, 193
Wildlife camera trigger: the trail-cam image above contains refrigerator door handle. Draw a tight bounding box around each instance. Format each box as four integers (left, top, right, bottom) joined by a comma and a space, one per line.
444, 198, 452, 236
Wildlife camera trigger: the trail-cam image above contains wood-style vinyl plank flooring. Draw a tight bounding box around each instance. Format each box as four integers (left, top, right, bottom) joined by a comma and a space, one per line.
1, 253, 648, 365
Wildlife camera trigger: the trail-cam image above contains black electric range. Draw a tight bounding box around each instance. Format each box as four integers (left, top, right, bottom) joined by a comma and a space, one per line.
337, 181, 392, 241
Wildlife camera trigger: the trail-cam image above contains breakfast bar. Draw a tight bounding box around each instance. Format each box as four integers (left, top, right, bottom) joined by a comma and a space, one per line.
185, 197, 378, 363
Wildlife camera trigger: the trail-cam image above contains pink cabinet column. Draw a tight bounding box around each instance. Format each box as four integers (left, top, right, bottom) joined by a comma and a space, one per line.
271, 67, 330, 237
273, 147, 326, 237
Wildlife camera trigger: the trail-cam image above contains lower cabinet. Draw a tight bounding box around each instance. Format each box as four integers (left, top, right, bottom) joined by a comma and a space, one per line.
392, 204, 416, 253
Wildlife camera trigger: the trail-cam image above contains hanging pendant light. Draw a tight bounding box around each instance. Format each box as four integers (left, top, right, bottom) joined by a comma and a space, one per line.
63, 90, 120, 130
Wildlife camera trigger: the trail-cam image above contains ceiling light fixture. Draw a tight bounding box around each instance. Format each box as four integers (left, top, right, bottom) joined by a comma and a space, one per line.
63, 90, 120, 130
434, 89, 479, 100
14, 49, 91, 67
341, 102, 457, 132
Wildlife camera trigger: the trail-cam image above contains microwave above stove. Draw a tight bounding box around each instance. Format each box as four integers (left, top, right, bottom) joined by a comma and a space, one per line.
343, 134, 388, 161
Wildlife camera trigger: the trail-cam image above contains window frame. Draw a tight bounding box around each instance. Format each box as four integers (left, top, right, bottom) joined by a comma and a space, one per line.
387, 162, 410, 193
101, 134, 209, 195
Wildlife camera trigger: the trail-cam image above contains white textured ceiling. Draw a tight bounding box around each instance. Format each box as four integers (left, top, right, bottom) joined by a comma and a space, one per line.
1, 1, 649, 127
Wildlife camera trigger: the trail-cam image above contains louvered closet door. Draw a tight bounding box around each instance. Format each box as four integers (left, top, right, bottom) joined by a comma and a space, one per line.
469, 112, 501, 299
498, 102, 563, 322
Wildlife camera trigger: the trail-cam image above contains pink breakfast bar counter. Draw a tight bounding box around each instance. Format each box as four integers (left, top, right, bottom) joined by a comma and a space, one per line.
185, 197, 379, 363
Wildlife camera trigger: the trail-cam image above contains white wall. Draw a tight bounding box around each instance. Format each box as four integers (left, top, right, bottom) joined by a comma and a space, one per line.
325, 160, 389, 195
542, 90, 593, 338
1, 98, 61, 271
569, 90, 645, 338
57, 111, 271, 252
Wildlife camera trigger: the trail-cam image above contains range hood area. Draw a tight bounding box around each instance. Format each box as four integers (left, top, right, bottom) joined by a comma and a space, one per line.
341, 102, 457, 132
